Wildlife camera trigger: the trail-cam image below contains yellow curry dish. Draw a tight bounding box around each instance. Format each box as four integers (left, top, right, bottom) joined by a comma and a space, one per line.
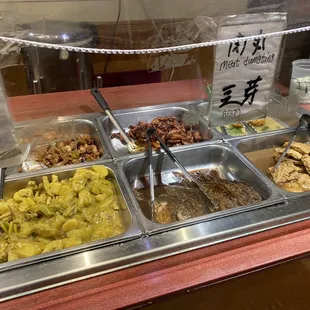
0, 165, 126, 263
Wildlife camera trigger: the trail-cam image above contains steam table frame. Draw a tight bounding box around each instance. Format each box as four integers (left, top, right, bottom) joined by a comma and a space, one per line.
3, 79, 310, 310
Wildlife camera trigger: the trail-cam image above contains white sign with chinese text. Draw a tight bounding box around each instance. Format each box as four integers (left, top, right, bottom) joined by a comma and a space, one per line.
210, 13, 287, 125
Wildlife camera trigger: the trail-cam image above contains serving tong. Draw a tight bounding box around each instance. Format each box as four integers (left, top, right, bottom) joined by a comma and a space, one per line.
91, 88, 143, 154
274, 113, 310, 171
146, 128, 214, 220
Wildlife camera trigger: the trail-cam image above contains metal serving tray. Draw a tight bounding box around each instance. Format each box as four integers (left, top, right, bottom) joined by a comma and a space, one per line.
5, 114, 112, 177
117, 143, 284, 234
194, 100, 300, 141
232, 128, 310, 200
0, 162, 141, 273
96, 103, 220, 160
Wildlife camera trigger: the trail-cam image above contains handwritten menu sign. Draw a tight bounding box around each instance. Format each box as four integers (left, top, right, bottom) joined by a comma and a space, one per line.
210, 14, 286, 125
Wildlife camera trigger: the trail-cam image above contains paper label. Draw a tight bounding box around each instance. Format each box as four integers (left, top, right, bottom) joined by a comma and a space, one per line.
210, 14, 286, 125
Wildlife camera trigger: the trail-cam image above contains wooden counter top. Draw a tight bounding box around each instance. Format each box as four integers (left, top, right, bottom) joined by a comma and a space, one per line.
3, 80, 310, 309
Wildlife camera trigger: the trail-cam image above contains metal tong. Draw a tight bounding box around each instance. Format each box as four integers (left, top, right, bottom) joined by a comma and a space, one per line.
146, 128, 214, 210
91, 88, 139, 153
274, 113, 310, 171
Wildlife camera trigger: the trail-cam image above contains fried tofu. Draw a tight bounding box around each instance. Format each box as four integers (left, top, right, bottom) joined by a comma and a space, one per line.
268, 161, 300, 184
301, 154, 310, 174
283, 142, 310, 155
274, 147, 303, 160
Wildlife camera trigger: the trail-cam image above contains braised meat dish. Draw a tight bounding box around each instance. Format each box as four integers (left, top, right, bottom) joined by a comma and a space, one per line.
111, 116, 202, 150
134, 170, 262, 224
34, 134, 101, 168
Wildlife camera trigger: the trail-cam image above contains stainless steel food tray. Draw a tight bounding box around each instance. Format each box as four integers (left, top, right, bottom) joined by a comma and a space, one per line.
117, 143, 284, 234
5, 196, 310, 301
6, 114, 112, 177
194, 100, 301, 141
96, 102, 221, 160
231, 128, 310, 200
0, 161, 142, 273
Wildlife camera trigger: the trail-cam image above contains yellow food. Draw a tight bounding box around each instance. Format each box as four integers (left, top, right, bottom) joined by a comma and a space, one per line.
0, 165, 125, 263
247, 117, 284, 133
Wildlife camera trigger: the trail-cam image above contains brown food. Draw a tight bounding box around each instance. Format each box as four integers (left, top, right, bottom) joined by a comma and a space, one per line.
301, 155, 310, 174
274, 147, 303, 160
134, 170, 262, 224
268, 161, 300, 184
283, 141, 310, 155
192, 171, 262, 212
231, 122, 244, 128
268, 141, 310, 192
281, 181, 304, 192
111, 116, 202, 150
248, 119, 265, 126
32, 134, 102, 169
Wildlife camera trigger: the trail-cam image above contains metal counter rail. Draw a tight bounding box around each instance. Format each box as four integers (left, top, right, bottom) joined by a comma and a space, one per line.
3, 197, 310, 301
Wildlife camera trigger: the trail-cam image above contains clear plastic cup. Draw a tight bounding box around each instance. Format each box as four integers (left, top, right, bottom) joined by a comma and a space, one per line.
289, 59, 310, 106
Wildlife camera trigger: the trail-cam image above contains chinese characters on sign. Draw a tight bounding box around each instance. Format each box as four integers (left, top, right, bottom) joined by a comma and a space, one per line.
228, 30, 266, 57
220, 75, 262, 108
210, 14, 286, 125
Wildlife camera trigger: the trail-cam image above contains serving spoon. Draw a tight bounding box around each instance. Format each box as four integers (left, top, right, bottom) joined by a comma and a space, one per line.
91, 88, 143, 153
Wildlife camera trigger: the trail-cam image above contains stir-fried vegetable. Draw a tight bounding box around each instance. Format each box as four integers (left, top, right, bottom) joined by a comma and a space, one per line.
0, 165, 125, 263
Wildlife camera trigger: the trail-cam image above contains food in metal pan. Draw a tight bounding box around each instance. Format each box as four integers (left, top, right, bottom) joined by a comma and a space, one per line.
111, 116, 202, 150
19, 134, 102, 172
247, 117, 284, 133
268, 141, 310, 192
0, 165, 125, 263
134, 170, 262, 224
216, 123, 247, 136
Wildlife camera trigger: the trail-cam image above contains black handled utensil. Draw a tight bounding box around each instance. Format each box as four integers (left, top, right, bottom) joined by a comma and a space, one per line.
274, 114, 310, 171
91, 88, 139, 153
146, 128, 215, 206
146, 129, 156, 220
0, 168, 6, 199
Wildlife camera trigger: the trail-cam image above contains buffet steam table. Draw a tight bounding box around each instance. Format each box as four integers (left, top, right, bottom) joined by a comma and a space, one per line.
2, 79, 310, 310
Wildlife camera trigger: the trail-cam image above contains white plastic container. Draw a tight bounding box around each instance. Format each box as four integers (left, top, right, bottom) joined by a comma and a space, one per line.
289, 59, 310, 105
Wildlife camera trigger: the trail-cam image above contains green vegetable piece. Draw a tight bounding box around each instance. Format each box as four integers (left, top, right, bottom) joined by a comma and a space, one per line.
7, 250, 19, 262
35, 237, 53, 245
27, 181, 38, 191
42, 240, 64, 253
32, 223, 59, 238
13, 223, 19, 234
62, 218, 79, 232
62, 238, 82, 248
0, 201, 9, 215
13, 188, 34, 202
42, 176, 54, 197
20, 222, 33, 236
50, 182, 62, 196
78, 189, 93, 207
75, 168, 94, 180
63, 205, 77, 217
72, 175, 87, 193
16, 241, 44, 258
34, 193, 47, 204
40, 205, 55, 217
8, 221, 14, 235
92, 165, 108, 178
59, 184, 76, 202
1, 221, 9, 233
67, 227, 93, 242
